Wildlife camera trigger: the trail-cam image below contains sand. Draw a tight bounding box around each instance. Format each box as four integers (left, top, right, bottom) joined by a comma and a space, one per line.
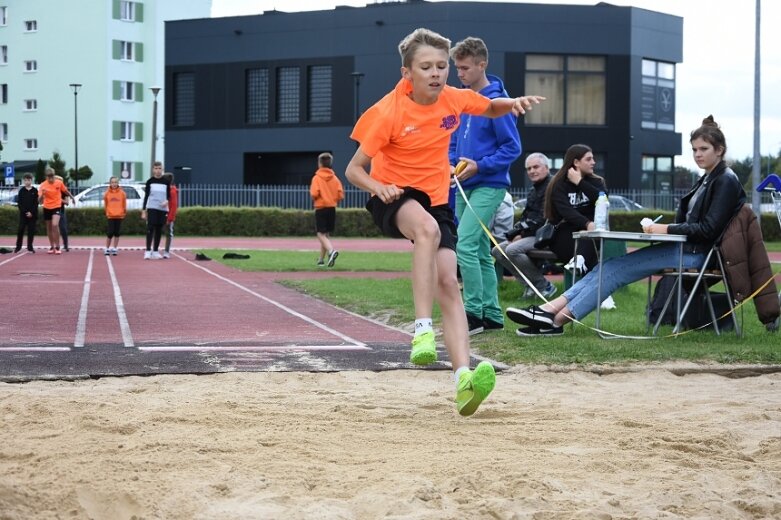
1, 367, 780, 520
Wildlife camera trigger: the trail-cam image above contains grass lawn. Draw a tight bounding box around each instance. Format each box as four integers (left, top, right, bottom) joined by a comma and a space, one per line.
205, 248, 781, 365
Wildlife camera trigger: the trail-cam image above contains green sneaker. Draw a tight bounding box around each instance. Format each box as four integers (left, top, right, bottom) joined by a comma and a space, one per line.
410, 331, 437, 365
456, 361, 496, 417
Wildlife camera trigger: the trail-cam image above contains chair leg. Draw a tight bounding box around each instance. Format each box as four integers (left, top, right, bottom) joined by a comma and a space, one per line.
715, 249, 742, 337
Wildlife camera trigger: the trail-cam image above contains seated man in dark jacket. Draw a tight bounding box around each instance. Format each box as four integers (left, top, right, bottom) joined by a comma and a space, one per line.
491, 153, 555, 298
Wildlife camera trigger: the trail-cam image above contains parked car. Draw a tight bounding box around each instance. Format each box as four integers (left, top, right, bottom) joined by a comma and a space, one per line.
0, 188, 18, 206
513, 194, 643, 212
73, 183, 146, 209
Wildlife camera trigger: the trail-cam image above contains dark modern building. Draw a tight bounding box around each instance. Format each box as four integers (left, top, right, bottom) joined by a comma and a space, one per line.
165, 1, 682, 192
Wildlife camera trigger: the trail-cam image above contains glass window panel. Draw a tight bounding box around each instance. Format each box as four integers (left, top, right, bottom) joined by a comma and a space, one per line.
526, 54, 564, 71
246, 68, 269, 124
307, 65, 332, 122
566, 74, 605, 125
657, 62, 675, 80
524, 73, 563, 124
656, 156, 673, 172
567, 56, 604, 72
276, 66, 300, 123
173, 72, 195, 126
642, 155, 656, 171
642, 59, 656, 77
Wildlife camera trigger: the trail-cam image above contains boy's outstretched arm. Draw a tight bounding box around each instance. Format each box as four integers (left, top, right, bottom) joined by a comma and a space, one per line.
482, 95, 546, 118
345, 147, 404, 204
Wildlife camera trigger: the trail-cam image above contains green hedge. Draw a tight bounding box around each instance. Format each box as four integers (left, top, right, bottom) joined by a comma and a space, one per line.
0, 206, 778, 240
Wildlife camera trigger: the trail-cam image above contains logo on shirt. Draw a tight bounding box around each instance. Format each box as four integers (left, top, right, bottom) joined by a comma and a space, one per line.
400, 124, 420, 137
568, 192, 590, 206
440, 115, 457, 130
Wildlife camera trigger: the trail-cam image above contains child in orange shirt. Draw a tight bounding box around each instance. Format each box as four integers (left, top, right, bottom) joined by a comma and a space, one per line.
346, 28, 543, 416
163, 172, 179, 259
309, 152, 344, 267
38, 166, 76, 255
103, 176, 127, 256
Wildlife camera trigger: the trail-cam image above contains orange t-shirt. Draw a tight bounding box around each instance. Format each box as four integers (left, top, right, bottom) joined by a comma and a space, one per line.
39, 178, 68, 210
351, 79, 491, 206
104, 187, 127, 219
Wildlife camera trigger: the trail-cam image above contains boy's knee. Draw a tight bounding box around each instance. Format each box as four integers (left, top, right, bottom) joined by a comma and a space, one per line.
416, 219, 441, 244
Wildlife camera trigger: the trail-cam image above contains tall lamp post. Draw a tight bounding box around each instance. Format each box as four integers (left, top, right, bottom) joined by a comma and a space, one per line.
68, 83, 82, 188
150, 86, 161, 174
350, 72, 364, 123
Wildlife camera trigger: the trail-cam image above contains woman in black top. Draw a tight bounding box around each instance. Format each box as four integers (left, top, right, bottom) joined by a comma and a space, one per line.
544, 144, 606, 271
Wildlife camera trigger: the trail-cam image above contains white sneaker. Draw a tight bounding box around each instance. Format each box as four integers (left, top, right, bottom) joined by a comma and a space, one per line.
151, 251, 162, 260
144, 251, 152, 260
162, 251, 171, 259
111, 248, 118, 256
104, 248, 110, 256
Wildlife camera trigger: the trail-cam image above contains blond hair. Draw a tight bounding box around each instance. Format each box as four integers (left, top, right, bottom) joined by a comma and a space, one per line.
398, 28, 451, 68
450, 36, 488, 63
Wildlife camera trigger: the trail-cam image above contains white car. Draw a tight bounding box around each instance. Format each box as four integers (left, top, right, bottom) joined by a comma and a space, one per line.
73, 183, 146, 209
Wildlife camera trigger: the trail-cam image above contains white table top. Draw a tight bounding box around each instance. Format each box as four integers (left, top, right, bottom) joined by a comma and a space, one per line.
572, 230, 688, 242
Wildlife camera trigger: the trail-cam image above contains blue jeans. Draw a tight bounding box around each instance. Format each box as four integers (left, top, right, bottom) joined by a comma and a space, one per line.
563, 243, 706, 320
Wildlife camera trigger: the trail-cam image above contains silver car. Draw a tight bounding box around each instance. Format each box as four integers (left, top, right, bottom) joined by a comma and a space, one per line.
73, 183, 146, 209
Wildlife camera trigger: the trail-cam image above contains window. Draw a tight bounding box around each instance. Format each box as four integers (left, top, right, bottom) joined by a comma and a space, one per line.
641, 154, 674, 195
1, 45, 7, 65
23, 99, 37, 111
120, 1, 135, 21
121, 41, 133, 61
0, 7, 7, 26
524, 54, 606, 126
121, 81, 135, 101
24, 60, 37, 72
0, 123, 7, 142
173, 72, 195, 126
121, 121, 134, 141
641, 59, 676, 131
24, 20, 36, 32
307, 65, 332, 122
24, 138, 38, 150
246, 68, 269, 124
276, 66, 300, 123
1, 84, 7, 104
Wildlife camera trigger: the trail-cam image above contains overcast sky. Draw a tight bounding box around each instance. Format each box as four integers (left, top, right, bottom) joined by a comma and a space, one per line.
211, 0, 780, 171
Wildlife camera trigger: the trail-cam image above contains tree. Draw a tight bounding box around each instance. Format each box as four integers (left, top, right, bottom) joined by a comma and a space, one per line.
673, 165, 697, 190
34, 159, 47, 183
48, 152, 67, 181
68, 165, 93, 184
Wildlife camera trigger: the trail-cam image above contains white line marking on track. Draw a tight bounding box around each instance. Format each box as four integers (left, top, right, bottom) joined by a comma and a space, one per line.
73, 249, 94, 348
106, 255, 135, 348
172, 253, 367, 348
0, 252, 26, 268
139, 345, 371, 352
0, 347, 72, 352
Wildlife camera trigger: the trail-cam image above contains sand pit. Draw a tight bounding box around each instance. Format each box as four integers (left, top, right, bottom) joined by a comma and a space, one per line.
1, 368, 780, 519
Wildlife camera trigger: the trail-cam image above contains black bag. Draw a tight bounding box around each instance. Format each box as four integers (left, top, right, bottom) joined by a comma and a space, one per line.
534, 221, 556, 249
648, 276, 734, 331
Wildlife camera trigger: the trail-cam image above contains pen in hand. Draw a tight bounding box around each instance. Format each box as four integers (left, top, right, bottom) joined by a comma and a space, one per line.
653, 215, 663, 223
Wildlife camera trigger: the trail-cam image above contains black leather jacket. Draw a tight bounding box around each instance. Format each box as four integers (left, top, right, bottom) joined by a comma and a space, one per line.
506, 175, 550, 240
667, 161, 746, 253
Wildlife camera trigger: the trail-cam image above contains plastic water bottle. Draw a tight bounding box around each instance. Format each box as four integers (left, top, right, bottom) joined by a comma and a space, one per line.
594, 192, 610, 231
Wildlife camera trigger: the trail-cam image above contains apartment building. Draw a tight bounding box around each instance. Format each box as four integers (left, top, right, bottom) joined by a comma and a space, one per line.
0, 0, 210, 183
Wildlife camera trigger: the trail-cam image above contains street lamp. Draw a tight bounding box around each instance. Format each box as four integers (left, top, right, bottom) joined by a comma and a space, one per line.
68, 83, 81, 188
350, 72, 364, 123
150, 86, 161, 174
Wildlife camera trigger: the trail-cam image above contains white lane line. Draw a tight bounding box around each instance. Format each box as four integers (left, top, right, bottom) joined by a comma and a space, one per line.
106, 255, 135, 348
0, 252, 26, 268
173, 253, 367, 348
139, 345, 370, 352
0, 347, 72, 352
73, 249, 95, 348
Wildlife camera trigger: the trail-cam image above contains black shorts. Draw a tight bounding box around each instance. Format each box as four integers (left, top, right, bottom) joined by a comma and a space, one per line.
43, 208, 61, 221
366, 188, 457, 252
107, 219, 123, 238
146, 208, 168, 227
315, 207, 336, 233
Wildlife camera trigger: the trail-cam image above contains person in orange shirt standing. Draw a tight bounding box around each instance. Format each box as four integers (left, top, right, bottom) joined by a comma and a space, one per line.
103, 176, 127, 256
162, 172, 179, 259
38, 166, 76, 255
345, 27, 544, 416
309, 152, 344, 267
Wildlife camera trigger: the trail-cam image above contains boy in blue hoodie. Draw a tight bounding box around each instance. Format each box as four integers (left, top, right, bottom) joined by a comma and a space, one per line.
449, 37, 521, 334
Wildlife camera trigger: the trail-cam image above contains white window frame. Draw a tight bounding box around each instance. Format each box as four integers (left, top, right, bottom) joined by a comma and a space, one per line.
0, 7, 7, 27
0, 123, 8, 142
24, 138, 38, 151
120, 1, 135, 22
24, 20, 36, 32
120, 41, 133, 61
121, 81, 135, 102
120, 121, 135, 141
24, 60, 37, 72
1, 45, 7, 65
23, 99, 37, 111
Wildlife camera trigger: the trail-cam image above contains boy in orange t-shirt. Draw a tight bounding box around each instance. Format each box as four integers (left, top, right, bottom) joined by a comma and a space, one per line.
309, 152, 344, 267
346, 28, 543, 416
103, 176, 127, 255
38, 167, 76, 254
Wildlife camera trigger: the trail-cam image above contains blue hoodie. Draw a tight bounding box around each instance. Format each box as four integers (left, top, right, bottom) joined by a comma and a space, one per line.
448, 74, 522, 190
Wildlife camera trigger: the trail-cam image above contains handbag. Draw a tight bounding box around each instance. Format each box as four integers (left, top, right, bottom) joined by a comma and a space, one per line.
533, 220, 557, 249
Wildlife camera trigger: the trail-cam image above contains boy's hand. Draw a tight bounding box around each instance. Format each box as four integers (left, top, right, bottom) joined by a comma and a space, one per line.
511, 95, 546, 116
374, 184, 404, 204
454, 158, 478, 182
25, 212, 32, 218
141, 210, 147, 221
